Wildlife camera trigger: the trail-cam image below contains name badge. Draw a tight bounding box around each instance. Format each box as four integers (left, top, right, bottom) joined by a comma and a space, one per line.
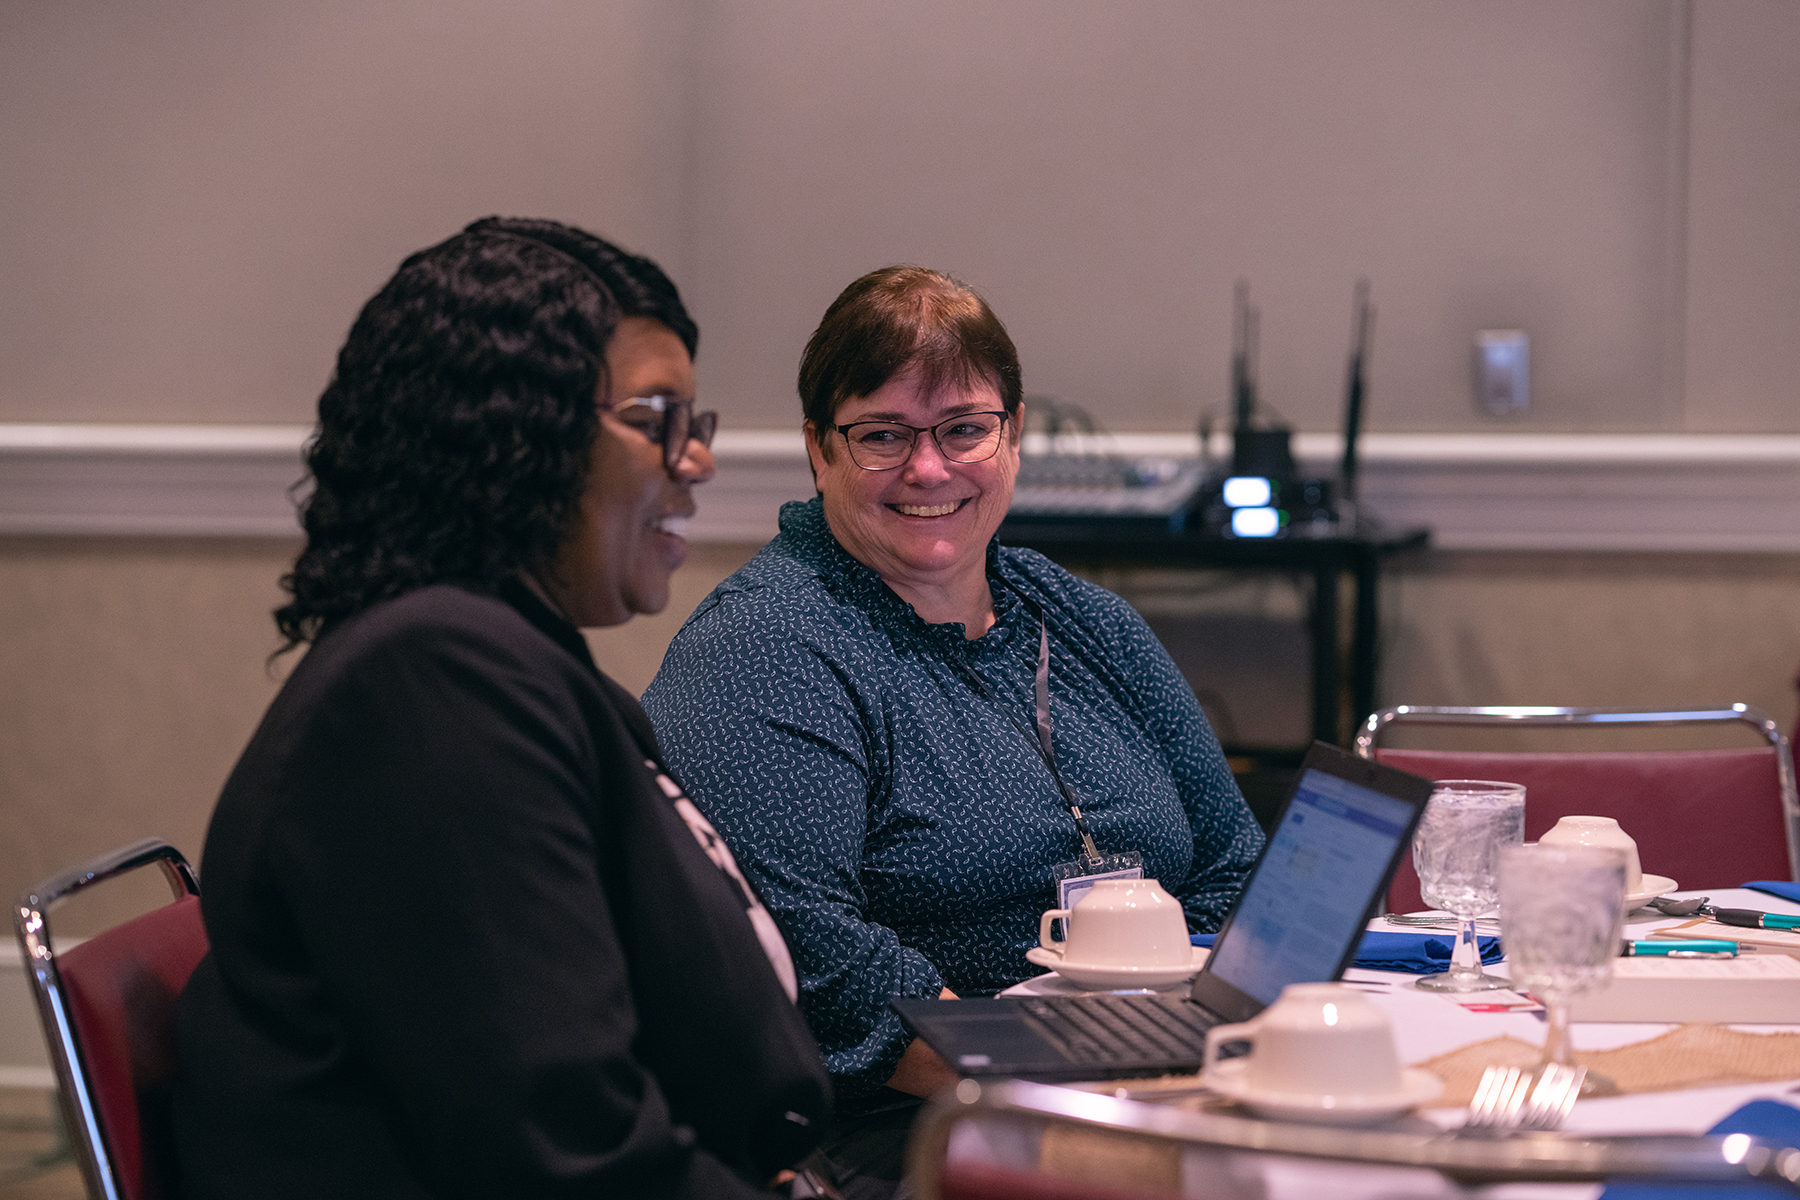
1051, 850, 1145, 911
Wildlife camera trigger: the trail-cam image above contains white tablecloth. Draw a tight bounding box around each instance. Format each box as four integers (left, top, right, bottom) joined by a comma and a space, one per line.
965, 887, 1800, 1197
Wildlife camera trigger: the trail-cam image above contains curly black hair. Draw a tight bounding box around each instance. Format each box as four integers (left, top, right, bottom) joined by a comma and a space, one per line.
274, 216, 697, 650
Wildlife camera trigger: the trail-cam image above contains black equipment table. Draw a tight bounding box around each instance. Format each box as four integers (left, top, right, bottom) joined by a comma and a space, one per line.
997, 517, 1430, 750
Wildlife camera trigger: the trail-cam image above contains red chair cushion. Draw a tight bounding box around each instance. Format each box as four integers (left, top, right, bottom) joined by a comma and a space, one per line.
1374, 747, 1789, 914
57, 894, 208, 1200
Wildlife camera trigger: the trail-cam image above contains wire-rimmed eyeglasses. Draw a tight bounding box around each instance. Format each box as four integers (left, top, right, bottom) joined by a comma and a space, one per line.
832, 410, 1011, 471
613, 395, 719, 475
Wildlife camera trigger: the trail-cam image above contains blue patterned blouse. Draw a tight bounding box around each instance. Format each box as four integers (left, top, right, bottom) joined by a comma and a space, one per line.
643, 498, 1264, 1104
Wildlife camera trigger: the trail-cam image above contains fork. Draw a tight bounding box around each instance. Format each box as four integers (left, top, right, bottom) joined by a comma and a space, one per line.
1387, 912, 1503, 933
1463, 1062, 1588, 1133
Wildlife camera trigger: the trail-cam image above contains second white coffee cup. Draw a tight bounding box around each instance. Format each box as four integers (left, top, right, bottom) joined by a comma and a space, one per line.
1037, 878, 1191, 967
1203, 982, 1404, 1098
1539, 814, 1644, 895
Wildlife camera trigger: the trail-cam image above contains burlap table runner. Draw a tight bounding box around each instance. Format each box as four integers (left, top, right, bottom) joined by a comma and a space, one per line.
1417, 1023, 1800, 1107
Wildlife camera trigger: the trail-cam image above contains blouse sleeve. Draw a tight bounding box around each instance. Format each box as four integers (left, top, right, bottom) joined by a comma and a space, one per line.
263, 621, 775, 1198
643, 595, 945, 1102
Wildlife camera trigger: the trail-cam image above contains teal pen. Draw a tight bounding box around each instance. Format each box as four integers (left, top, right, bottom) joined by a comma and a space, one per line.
1708, 907, 1800, 931
1620, 939, 1744, 958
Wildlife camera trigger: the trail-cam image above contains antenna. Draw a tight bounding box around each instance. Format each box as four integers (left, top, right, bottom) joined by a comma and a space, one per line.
1227, 281, 1295, 484
1339, 279, 1375, 510
1231, 279, 1259, 436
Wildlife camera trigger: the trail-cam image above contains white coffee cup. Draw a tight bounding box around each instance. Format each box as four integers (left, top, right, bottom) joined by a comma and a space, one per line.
1539, 815, 1643, 895
1202, 982, 1404, 1098
1037, 878, 1190, 968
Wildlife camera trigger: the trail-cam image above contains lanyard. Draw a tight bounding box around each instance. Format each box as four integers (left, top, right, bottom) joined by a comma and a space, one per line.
949, 588, 1105, 864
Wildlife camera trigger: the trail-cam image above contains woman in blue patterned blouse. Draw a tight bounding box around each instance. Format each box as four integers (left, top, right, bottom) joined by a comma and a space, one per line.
643, 266, 1264, 1191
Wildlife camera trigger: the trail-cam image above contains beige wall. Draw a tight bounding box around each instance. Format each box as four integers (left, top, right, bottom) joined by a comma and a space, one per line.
0, 537, 296, 934
0, 0, 693, 423
1386, 552, 1800, 730
3, 2, 1797, 431
7, 538, 1795, 932
5, 4, 1800, 922
0, 539, 764, 935
1684, 0, 1800, 431
691, 0, 1693, 431
1030, 550, 1800, 753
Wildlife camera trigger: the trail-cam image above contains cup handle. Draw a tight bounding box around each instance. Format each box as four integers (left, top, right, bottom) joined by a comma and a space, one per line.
1203, 1019, 1257, 1075
1039, 909, 1072, 956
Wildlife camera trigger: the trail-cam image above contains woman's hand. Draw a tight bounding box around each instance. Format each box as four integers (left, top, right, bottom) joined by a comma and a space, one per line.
884, 988, 962, 1097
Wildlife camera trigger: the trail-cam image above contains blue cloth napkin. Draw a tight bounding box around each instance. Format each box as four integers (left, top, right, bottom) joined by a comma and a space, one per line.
1189, 930, 1502, 975
1743, 881, 1800, 906
1599, 1099, 1800, 1198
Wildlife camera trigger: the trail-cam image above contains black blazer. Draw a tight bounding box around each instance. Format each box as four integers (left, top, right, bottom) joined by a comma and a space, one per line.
174, 582, 830, 1198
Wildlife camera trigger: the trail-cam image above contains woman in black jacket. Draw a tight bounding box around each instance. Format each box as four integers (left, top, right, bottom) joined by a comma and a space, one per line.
173, 217, 831, 1199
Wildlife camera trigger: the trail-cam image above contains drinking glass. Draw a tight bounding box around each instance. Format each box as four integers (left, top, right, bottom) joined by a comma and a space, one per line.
1498, 843, 1628, 1090
1412, 780, 1526, 992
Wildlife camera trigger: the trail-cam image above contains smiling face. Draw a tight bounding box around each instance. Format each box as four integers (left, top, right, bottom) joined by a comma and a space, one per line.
542, 316, 712, 627
806, 368, 1020, 611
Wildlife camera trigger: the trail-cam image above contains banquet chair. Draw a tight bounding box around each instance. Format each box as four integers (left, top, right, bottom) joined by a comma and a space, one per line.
1354, 705, 1800, 914
13, 839, 206, 1200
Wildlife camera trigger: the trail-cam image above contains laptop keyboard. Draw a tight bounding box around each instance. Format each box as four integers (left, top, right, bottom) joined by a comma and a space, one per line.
1016, 994, 1220, 1066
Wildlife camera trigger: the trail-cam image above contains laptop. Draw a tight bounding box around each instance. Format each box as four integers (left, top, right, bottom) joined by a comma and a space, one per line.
891, 741, 1433, 1080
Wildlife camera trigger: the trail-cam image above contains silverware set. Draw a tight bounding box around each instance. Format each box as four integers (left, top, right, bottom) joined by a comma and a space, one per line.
1463, 1062, 1587, 1133
1385, 912, 1502, 933
1343, 896, 1797, 1139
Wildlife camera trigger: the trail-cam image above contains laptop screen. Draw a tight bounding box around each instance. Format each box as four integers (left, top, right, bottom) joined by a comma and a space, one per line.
1201, 764, 1419, 1006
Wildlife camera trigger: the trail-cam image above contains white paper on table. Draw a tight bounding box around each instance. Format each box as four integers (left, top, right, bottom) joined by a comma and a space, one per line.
1653, 917, 1800, 957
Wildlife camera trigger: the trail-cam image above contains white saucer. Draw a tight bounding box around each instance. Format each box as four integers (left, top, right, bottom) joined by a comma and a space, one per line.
1627, 874, 1679, 911
1204, 1060, 1445, 1126
1023, 945, 1210, 990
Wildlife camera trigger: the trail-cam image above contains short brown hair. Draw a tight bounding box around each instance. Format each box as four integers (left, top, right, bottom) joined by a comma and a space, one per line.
797, 267, 1023, 445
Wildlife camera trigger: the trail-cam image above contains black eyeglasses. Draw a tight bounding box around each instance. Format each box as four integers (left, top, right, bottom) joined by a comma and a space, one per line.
613, 395, 718, 474
832, 410, 1011, 471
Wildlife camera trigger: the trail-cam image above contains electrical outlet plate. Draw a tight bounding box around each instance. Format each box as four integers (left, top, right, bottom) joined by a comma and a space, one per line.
1474, 330, 1529, 417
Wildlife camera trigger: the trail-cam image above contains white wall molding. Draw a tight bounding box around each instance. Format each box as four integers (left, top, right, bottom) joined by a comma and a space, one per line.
4, 425, 1798, 551
0, 424, 314, 538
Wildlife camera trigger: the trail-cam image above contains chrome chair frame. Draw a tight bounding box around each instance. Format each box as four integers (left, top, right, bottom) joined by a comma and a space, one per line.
1353, 703, 1800, 883
906, 1078, 1800, 1197
12, 839, 200, 1200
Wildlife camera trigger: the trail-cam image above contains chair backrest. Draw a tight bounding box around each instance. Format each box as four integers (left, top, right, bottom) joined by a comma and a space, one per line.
1353, 706, 1800, 915
13, 839, 206, 1200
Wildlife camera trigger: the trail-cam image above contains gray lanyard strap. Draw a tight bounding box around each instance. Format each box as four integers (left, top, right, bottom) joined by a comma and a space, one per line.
1030, 618, 1104, 861
951, 586, 1104, 863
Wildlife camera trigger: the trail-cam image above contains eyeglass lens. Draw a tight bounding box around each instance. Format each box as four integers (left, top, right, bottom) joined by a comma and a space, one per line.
618, 396, 718, 472
669, 409, 719, 470
841, 412, 1006, 469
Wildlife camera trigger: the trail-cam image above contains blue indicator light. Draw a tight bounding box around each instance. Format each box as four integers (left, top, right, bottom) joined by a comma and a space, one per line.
1222, 476, 1273, 508
1231, 506, 1282, 538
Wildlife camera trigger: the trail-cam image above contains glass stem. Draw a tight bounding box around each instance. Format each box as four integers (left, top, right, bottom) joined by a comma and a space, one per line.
1541, 999, 1574, 1067
1449, 915, 1486, 980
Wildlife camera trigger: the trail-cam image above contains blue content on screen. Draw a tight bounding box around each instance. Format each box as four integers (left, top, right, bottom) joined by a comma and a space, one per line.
1204, 770, 1414, 1005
